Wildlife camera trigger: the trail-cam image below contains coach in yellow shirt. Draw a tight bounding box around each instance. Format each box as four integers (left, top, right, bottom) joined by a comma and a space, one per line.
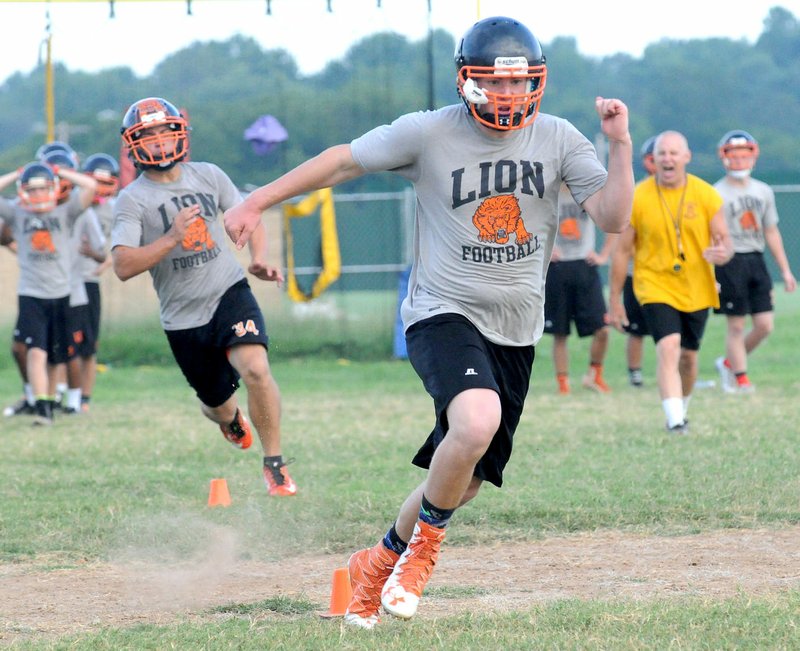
610, 131, 733, 434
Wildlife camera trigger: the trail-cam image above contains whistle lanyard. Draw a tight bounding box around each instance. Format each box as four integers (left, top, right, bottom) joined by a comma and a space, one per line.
656, 181, 688, 261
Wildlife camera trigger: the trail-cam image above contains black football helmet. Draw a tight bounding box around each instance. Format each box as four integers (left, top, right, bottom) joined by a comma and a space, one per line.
36, 140, 79, 166
121, 97, 190, 170
41, 150, 78, 203
17, 162, 58, 213
82, 153, 120, 199
454, 16, 547, 131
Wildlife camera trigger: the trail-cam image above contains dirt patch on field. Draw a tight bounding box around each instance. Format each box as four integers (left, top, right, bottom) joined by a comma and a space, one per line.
1, 527, 798, 643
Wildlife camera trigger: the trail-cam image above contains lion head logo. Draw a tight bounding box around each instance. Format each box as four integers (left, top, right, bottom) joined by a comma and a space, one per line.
740, 211, 759, 231
558, 217, 582, 240
472, 195, 531, 245
182, 218, 216, 252
31, 229, 56, 253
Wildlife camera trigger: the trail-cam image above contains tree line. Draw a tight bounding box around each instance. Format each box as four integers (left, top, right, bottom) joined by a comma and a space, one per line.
0, 5, 797, 190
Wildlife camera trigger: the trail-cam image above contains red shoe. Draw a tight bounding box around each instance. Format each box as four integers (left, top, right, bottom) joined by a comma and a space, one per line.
381, 520, 445, 620
219, 408, 253, 449
344, 542, 399, 629
263, 460, 297, 496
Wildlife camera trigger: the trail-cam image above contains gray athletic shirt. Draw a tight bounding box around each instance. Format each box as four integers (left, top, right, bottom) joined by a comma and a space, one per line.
69, 208, 106, 307
0, 193, 85, 299
350, 104, 608, 346
554, 190, 596, 261
78, 200, 114, 285
111, 162, 245, 330
713, 176, 778, 254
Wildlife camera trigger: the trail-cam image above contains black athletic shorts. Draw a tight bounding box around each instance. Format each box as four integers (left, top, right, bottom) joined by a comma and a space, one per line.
16, 294, 71, 364
85, 282, 102, 346
68, 303, 95, 358
405, 313, 535, 488
623, 274, 650, 336
641, 302, 709, 350
714, 252, 773, 316
543, 260, 607, 337
166, 279, 269, 408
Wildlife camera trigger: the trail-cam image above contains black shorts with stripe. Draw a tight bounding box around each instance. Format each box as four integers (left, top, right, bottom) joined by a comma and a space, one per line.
641, 303, 709, 350
405, 313, 535, 488
16, 294, 71, 363
543, 259, 607, 337
166, 279, 269, 408
714, 252, 773, 316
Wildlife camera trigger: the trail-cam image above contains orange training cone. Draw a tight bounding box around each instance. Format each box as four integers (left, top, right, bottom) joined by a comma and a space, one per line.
319, 566, 353, 618
207, 478, 231, 507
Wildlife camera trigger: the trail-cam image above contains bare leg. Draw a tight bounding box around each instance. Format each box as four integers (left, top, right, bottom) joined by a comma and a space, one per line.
655, 334, 682, 400
626, 334, 644, 371
588, 326, 609, 365
552, 335, 569, 376
394, 388, 499, 541
227, 343, 283, 456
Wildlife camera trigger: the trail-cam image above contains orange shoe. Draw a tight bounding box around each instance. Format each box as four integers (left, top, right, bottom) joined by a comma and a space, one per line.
380, 520, 445, 620
344, 542, 400, 629
263, 460, 297, 496
582, 366, 611, 393
557, 375, 570, 395
735, 375, 756, 394
219, 408, 253, 449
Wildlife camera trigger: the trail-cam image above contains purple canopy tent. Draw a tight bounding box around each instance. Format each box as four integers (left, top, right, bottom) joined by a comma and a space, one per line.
244, 115, 288, 156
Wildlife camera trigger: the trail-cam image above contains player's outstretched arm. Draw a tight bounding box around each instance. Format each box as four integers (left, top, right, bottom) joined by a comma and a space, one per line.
225, 144, 366, 250
582, 97, 634, 235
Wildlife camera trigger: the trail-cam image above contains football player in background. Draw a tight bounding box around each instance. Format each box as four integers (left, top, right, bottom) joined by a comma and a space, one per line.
712, 130, 796, 393
111, 97, 297, 497
76, 153, 120, 411
0, 160, 97, 425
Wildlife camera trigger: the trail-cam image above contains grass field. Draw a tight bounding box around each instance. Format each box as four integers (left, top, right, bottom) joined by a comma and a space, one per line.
0, 290, 798, 649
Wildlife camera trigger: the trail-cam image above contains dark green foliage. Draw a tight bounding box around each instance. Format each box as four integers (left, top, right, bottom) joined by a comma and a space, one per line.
2, 10, 800, 185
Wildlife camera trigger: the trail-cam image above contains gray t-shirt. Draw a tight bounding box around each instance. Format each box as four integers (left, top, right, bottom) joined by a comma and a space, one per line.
111, 162, 246, 330
0, 193, 85, 299
350, 104, 607, 346
69, 209, 106, 307
713, 176, 778, 253
79, 200, 114, 285
554, 190, 595, 261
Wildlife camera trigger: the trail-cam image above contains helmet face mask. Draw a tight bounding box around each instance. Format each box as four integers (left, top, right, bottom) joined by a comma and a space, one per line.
455, 16, 547, 131
17, 162, 58, 213
121, 97, 189, 170
82, 153, 120, 199
718, 130, 759, 179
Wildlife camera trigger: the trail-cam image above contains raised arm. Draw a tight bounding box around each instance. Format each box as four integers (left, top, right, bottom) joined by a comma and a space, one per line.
224, 144, 365, 249
0, 169, 19, 192
53, 165, 97, 210
581, 97, 634, 234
